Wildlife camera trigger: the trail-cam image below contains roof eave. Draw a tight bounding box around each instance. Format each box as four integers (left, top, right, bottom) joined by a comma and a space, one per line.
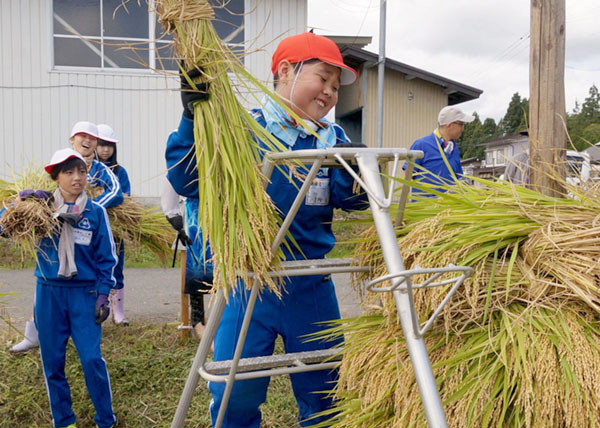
339, 46, 483, 104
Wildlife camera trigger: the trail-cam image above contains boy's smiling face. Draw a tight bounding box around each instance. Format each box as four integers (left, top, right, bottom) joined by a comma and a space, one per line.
70, 132, 98, 158
276, 60, 341, 121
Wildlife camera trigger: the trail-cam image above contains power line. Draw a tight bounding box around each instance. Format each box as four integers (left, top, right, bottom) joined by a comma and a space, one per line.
465, 33, 530, 82
0, 84, 176, 91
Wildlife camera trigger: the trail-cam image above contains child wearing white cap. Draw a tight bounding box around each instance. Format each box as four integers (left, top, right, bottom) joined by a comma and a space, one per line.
96, 124, 131, 325
10, 121, 124, 353
1, 148, 118, 428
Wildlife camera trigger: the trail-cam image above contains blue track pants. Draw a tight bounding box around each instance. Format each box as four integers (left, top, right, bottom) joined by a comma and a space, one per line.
209, 274, 343, 427
35, 282, 115, 428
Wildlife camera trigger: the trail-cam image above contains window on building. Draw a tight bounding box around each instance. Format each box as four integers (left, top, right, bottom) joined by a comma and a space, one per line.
52, 0, 244, 71
485, 151, 493, 166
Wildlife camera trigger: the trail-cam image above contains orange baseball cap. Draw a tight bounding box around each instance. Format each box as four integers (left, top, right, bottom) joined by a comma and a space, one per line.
271, 32, 357, 85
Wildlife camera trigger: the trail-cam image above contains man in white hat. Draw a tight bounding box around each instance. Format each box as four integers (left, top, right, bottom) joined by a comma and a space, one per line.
408, 105, 475, 194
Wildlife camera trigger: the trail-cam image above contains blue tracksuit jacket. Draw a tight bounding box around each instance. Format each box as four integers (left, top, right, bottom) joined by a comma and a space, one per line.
88, 160, 123, 208
409, 131, 463, 192
166, 112, 367, 261
33, 198, 118, 295
100, 161, 130, 289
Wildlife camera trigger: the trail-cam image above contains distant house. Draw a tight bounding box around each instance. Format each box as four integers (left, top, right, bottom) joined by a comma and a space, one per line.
467, 132, 599, 182
333, 39, 482, 149
583, 142, 600, 162
464, 133, 529, 179
1, 0, 481, 199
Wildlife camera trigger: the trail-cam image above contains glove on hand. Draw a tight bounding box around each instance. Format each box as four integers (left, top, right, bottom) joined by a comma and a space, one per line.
95, 294, 110, 324
167, 215, 193, 247
57, 212, 81, 226
167, 214, 184, 232
334, 142, 367, 149
19, 190, 53, 201
180, 63, 209, 119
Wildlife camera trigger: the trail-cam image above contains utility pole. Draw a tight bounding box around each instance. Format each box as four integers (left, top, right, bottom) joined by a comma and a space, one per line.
529, 0, 566, 196
376, 0, 387, 148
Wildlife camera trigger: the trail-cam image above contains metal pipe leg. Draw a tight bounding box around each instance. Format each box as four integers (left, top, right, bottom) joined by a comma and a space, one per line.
214, 280, 261, 428
171, 289, 227, 428
356, 153, 448, 428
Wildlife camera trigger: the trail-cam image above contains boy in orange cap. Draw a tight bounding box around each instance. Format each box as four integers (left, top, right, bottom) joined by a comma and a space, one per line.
166, 32, 367, 427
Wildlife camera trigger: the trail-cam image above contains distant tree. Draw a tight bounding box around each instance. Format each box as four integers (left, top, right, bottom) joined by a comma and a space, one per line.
482, 118, 498, 140
567, 85, 600, 150
497, 92, 529, 136
581, 123, 600, 146
458, 112, 486, 159
580, 84, 600, 121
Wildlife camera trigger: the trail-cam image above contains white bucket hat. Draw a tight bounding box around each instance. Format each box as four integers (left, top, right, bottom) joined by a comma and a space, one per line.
45, 148, 85, 173
97, 124, 119, 144
70, 121, 100, 139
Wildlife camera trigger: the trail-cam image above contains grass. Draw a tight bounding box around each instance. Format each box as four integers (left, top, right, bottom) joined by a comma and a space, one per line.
0, 321, 298, 427
328, 210, 371, 259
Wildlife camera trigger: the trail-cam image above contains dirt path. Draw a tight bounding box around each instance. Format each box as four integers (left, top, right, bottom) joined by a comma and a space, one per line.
1, 268, 362, 331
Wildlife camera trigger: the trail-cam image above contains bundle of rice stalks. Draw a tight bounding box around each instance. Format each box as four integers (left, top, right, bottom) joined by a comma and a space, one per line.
0, 167, 172, 264
0, 165, 55, 204
318, 304, 600, 428
316, 177, 600, 428
156, 0, 310, 294
0, 197, 58, 258
0, 166, 58, 258
88, 187, 173, 264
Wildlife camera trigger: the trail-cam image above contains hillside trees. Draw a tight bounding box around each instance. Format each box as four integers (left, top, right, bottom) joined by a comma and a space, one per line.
567, 84, 600, 150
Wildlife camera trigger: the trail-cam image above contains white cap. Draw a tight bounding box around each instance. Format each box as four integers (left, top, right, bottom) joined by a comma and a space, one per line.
70, 121, 99, 139
438, 106, 475, 126
45, 148, 85, 173
97, 124, 119, 144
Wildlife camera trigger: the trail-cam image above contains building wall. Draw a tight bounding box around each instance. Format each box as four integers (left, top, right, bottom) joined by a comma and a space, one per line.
363, 67, 447, 149
244, 0, 307, 95
0, 0, 306, 198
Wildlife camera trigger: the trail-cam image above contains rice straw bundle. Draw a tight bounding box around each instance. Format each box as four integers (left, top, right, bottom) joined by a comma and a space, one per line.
88, 186, 173, 263
314, 177, 600, 427
0, 166, 172, 264
0, 166, 58, 258
156, 0, 304, 294
0, 165, 55, 205
0, 196, 58, 257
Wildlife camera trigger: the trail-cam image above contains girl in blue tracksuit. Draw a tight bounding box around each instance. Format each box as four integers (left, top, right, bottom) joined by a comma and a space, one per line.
1, 148, 118, 428
10, 122, 123, 354
96, 124, 131, 325
166, 32, 368, 427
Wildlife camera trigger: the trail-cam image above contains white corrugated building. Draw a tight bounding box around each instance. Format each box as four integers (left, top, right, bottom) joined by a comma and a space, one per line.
0, 0, 306, 200
0, 0, 481, 200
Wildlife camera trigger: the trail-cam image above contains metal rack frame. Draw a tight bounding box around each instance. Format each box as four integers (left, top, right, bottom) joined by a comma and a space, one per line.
171, 147, 472, 428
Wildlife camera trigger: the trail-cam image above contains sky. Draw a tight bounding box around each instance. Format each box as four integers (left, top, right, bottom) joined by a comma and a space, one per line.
307, 0, 600, 123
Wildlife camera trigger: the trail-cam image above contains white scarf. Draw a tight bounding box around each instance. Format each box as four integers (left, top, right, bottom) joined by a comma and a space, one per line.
52, 189, 88, 279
